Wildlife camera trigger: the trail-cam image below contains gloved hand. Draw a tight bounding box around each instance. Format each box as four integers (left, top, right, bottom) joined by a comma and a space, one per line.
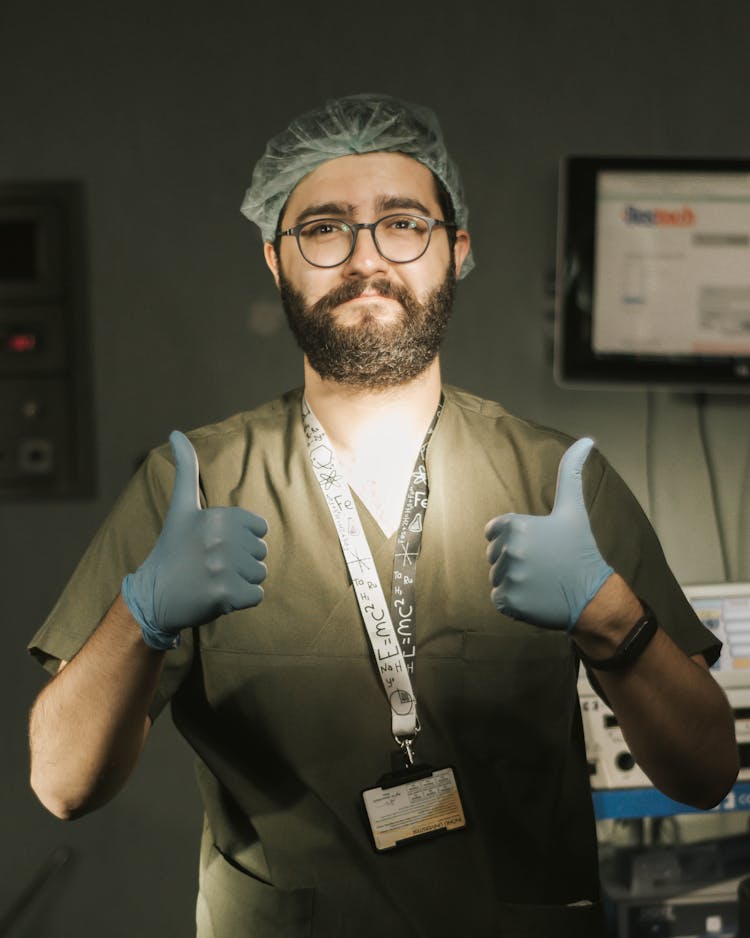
122, 430, 268, 649
484, 437, 613, 632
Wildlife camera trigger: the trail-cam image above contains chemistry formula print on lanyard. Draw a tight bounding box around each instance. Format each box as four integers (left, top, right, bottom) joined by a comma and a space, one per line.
302, 396, 467, 852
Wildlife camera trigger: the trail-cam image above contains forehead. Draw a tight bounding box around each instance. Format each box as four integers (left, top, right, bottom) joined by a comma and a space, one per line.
282, 152, 439, 222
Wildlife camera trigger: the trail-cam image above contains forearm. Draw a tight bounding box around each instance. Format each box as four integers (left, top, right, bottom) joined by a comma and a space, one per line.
574, 575, 739, 809
29, 593, 164, 819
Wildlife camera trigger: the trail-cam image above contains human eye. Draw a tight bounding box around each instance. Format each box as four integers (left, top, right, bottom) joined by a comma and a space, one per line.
300, 219, 349, 239
382, 214, 428, 234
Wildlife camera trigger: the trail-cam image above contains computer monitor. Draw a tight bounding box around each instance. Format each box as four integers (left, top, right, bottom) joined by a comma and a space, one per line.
556, 157, 750, 391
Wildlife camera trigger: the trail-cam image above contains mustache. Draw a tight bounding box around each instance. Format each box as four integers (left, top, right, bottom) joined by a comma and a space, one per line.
310, 278, 413, 318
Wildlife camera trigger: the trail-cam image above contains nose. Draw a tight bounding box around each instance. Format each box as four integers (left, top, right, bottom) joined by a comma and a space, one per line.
342, 225, 388, 278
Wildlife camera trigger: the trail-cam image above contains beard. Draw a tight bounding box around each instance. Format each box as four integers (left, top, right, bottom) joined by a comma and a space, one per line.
278, 259, 456, 390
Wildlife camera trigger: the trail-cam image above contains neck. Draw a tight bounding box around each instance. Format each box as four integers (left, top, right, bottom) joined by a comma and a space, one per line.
303, 357, 442, 457
303, 358, 442, 537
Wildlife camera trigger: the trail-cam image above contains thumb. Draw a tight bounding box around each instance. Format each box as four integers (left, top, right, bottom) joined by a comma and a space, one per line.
167, 430, 201, 515
552, 437, 594, 515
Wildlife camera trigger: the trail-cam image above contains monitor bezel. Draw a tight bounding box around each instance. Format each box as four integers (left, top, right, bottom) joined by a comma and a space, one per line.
555, 155, 750, 392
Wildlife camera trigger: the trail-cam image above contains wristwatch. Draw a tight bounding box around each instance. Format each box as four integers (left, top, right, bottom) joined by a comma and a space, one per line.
575, 601, 658, 672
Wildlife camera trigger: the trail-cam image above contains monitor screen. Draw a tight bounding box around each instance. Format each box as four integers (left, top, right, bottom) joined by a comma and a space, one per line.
0, 219, 38, 281
555, 157, 750, 390
0, 199, 63, 301
682, 582, 750, 690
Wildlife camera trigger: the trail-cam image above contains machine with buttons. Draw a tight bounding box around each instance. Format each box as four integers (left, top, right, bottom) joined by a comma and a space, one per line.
580, 581, 750, 815
0, 182, 94, 498
581, 584, 750, 936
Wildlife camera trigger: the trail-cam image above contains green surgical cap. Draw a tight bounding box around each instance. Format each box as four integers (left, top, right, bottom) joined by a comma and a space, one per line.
240, 93, 474, 279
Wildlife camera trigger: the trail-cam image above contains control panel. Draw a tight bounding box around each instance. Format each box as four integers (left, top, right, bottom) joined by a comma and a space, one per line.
0, 182, 94, 497
580, 582, 750, 794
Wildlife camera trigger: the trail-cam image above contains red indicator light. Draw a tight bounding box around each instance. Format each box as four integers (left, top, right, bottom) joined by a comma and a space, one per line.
5, 333, 37, 353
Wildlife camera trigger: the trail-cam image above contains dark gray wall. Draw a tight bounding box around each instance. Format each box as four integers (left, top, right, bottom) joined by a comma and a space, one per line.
2, 1, 750, 933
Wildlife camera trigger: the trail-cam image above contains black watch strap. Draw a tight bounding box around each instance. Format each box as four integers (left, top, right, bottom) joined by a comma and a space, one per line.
576, 602, 658, 672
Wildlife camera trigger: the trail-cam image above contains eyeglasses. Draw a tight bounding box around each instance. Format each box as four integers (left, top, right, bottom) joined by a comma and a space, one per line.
276, 213, 456, 268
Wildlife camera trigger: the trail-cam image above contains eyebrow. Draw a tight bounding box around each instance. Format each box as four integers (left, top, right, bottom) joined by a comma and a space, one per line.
293, 194, 433, 226
294, 201, 357, 224
375, 195, 432, 216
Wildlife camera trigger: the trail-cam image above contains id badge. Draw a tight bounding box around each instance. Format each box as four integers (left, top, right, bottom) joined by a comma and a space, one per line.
361, 764, 467, 852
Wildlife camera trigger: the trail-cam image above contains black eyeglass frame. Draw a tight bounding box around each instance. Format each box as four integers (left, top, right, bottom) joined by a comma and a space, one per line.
275, 213, 457, 268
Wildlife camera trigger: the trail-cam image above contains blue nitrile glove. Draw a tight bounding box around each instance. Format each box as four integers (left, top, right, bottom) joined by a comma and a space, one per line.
484, 437, 613, 632
122, 430, 268, 650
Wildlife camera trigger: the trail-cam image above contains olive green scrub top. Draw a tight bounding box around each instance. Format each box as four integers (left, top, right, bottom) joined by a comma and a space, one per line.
29, 386, 720, 938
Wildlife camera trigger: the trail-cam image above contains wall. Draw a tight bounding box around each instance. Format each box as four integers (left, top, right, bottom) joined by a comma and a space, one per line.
2, 0, 750, 933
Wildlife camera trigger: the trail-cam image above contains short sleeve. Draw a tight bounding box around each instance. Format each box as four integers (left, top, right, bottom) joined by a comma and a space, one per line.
585, 452, 721, 667
27, 446, 194, 721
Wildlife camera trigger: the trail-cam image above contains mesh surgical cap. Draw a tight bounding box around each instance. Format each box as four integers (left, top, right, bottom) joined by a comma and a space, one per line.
240, 93, 474, 279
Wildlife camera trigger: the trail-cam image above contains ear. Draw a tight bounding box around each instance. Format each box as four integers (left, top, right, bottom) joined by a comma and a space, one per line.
263, 241, 281, 290
452, 229, 471, 278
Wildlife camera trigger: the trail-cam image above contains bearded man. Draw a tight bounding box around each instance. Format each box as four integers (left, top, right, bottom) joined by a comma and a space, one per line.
28, 94, 737, 938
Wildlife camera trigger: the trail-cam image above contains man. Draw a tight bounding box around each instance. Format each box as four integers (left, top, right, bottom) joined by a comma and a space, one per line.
28, 94, 737, 938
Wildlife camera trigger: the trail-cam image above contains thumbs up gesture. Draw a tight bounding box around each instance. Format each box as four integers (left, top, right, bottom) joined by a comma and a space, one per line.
122, 431, 268, 649
484, 438, 613, 632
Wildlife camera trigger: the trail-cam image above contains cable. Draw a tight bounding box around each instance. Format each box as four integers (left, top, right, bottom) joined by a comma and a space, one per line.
695, 392, 731, 582
0, 846, 72, 935
645, 389, 656, 525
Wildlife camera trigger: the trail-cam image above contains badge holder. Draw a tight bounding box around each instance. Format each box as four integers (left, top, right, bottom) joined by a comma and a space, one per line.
361, 740, 467, 853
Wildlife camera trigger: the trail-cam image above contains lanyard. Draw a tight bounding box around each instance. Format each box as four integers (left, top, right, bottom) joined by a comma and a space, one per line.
302, 396, 443, 761
390, 401, 442, 681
